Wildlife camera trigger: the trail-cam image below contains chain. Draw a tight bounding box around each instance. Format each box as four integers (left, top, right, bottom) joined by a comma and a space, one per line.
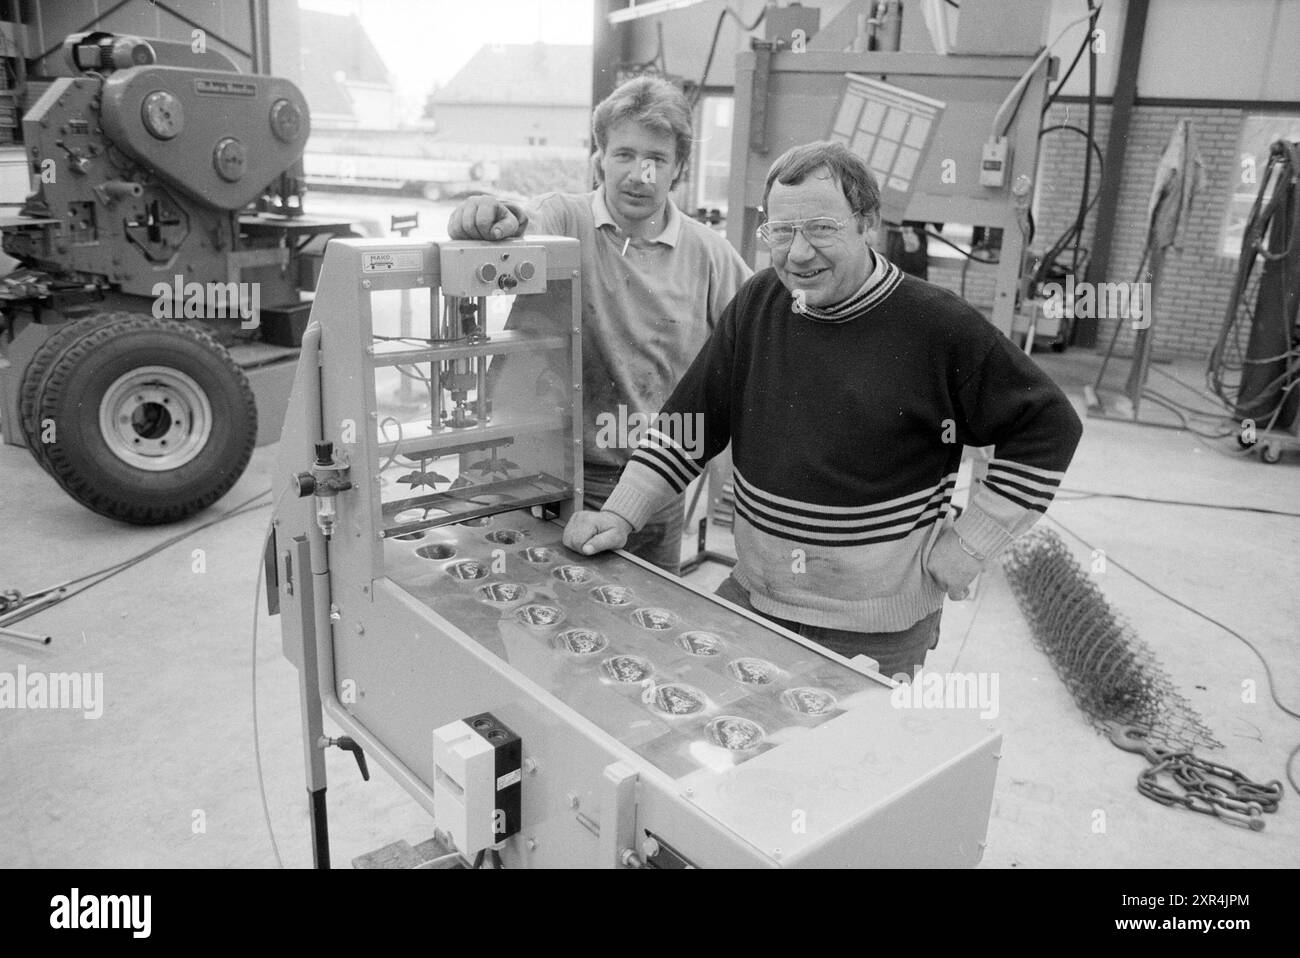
1133, 746, 1282, 830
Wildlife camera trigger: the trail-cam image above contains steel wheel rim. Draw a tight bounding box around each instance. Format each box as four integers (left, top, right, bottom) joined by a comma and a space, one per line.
98, 365, 213, 471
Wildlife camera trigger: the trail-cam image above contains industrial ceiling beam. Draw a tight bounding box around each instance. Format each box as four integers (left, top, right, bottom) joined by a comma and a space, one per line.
607, 0, 708, 24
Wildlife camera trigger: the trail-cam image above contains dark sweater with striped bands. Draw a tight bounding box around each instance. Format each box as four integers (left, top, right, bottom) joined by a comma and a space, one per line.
603, 259, 1084, 631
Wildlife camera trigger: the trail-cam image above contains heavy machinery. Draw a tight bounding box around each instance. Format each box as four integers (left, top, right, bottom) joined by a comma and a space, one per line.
268, 234, 1002, 868
0, 31, 357, 523
1212, 139, 1300, 464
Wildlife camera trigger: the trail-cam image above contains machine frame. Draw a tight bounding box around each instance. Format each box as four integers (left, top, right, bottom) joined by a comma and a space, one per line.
271, 236, 1003, 869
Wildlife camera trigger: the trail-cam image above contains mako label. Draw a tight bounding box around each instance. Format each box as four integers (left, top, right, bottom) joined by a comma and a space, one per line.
362, 250, 423, 273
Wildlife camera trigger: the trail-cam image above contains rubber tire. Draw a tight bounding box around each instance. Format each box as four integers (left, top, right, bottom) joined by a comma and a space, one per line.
18, 315, 124, 475
33, 315, 257, 524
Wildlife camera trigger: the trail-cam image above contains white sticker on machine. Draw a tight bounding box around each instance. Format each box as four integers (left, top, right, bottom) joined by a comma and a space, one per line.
497, 768, 521, 790
362, 250, 423, 272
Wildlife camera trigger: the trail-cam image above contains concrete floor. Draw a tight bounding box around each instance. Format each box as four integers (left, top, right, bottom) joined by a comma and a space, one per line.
1, 350, 1297, 869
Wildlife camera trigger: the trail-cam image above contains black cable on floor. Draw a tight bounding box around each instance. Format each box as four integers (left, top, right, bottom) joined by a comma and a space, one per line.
1054, 488, 1300, 519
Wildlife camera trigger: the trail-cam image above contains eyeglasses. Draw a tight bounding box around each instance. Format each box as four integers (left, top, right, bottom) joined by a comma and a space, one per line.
756, 216, 857, 249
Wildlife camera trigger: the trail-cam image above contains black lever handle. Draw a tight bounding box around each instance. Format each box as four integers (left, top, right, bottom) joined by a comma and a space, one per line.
334, 736, 370, 781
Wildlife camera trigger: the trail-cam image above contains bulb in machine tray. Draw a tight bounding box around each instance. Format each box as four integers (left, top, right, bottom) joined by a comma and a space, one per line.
729, 658, 778, 685
553, 629, 609, 655
677, 631, 724, 656
781, 687, 838, 714
515, 604, 564, 627
445, 560, 489, 580
522, 547, 561, 563
652, 684, 707, 715
477, 583, 528, 604
552, 564, 594, 583
707, 717, 766, 751
602, 655, 652, 683
590, 584, 634, 606
632, 608, 678, 631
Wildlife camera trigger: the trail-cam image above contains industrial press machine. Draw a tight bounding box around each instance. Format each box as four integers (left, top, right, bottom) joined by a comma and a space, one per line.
268, 236, 1001, 868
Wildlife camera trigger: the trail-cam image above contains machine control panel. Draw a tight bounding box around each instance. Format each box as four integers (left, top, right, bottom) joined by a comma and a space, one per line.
439, 242, 548, 297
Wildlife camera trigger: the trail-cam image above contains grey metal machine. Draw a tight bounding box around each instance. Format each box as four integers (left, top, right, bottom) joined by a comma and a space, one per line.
726, 14, 1052, 337
0, 32, 356, 523
270, 235, 1002, 868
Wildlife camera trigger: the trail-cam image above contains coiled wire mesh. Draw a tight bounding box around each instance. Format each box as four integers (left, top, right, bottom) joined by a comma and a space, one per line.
1002, 528, 1221, 753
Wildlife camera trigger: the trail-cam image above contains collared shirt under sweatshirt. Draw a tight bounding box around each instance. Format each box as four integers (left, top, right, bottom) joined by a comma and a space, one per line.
602, 256, 1084, 632
523, 190, 752, 470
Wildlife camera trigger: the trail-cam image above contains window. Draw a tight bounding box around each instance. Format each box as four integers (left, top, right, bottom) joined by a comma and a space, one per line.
692, 96, 734, 219
1220, 112, 1300, 257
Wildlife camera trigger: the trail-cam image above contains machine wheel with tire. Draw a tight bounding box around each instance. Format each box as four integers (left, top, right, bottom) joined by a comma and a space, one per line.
23, 313, 257, 524
18, 315, 116, 474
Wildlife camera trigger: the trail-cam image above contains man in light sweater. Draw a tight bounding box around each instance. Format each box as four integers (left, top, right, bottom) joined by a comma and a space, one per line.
447, 77, 751, 574
563, 141, 1083, 679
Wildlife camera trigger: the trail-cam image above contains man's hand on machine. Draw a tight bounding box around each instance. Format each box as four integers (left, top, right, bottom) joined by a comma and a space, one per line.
563, 510, 634, 556
446, 195, 529, 241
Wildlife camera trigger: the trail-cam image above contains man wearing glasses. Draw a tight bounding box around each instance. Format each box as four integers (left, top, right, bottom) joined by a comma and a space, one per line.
564, 140, 1082, 680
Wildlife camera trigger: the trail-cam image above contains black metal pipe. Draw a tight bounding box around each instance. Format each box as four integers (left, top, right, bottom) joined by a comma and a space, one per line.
1079, 0, 1149, 347
309, 786, 330, 869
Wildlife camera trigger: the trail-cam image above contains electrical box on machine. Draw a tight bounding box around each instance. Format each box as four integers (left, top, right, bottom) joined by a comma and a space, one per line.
433, 712, 523, 855
980, 137, 1010, 188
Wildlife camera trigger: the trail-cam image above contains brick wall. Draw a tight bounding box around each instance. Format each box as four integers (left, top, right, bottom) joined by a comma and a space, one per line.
1034, 101, 1244, 361
929, 256, 999, 313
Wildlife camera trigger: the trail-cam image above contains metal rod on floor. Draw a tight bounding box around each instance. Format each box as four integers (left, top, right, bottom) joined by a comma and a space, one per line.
0, 590, 66, 628
0, 625, 52, 645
